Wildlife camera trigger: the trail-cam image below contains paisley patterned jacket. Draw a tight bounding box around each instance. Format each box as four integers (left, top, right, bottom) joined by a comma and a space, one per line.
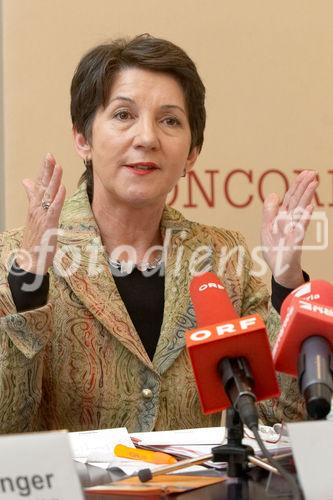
0, 184, 304, 433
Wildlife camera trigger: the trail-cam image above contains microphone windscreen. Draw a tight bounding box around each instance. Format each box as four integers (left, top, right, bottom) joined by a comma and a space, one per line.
274, 280, 333, 376
190, 272, 238, 326
186, 273, 280, 414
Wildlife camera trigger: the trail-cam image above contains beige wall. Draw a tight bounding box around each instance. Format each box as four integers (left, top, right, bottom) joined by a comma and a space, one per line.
2, 0, 333, 283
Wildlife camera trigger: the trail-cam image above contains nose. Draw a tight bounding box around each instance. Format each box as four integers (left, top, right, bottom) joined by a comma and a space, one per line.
132, 117, 160, 150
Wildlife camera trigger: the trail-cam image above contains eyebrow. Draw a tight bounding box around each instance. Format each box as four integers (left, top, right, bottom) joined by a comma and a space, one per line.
109, 96, 186, 115
161, 104, 186, 116
109, 96, 134, 104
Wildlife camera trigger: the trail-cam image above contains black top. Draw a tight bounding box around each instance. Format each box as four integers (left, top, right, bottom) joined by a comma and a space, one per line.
112, 266, 165, 360
7, 262, 305, 361
270, 271, 309, 312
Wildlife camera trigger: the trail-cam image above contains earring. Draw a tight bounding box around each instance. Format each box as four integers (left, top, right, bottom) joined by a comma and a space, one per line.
84, 158, 92, 168
182, 168, 187, 178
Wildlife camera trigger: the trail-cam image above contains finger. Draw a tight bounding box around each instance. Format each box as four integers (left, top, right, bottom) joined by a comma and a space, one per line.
41, 153, 56, 187
286, 181, 317, 218
293, 179, 318, 212
36, 154, 56, 184
287, 173, 317, 211
299, 203, 314, 232
35, 155, 57, 200
281, 170, 313, 209
262, 192, 280, 226
282, 203, 314, 245
281, 172, 307, 210
43, 164, 63, 202
282, 170, 317, 211
48, 184, 66, 219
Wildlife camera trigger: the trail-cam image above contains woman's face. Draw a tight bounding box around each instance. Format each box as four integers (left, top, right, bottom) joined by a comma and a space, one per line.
74, 67, 198, 209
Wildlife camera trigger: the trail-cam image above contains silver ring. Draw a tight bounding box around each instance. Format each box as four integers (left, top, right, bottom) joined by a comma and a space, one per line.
41, 200, 51, 210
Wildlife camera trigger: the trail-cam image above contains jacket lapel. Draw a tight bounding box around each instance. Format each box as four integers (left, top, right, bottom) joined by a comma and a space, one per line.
153, 210, 214, 375
57, 185, 153, 368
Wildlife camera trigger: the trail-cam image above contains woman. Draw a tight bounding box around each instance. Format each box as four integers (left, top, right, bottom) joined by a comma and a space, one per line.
0, 35, 317, 433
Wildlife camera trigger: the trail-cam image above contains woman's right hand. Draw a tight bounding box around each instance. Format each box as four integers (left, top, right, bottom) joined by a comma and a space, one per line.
15, 154, 66, 275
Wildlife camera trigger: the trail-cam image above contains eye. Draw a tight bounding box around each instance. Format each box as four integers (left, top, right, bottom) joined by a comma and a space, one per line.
162, 116, 181, 127
114, 110, 132, 121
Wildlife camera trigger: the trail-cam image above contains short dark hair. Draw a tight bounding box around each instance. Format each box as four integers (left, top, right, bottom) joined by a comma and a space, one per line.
70, 34, 206, 197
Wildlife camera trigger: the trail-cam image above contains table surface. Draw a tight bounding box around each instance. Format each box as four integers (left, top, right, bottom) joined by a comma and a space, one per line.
76, 460, 299, 500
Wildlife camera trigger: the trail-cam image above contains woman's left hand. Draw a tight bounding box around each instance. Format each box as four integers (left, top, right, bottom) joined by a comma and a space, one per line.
261, 170, 318, 289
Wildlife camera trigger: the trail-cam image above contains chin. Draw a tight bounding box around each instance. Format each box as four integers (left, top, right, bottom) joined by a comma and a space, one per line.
122, 189, 167, 209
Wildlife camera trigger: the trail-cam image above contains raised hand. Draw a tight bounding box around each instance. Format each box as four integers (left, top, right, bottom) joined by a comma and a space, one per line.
261, 170, 318, 288
15, 154, 66, 275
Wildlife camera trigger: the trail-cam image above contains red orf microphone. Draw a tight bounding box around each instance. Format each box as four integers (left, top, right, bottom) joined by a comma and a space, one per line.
185, 272, 280, 430
273, 280, 333, 419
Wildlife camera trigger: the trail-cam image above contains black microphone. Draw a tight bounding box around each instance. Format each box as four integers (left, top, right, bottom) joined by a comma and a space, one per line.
298, 336, 333, 419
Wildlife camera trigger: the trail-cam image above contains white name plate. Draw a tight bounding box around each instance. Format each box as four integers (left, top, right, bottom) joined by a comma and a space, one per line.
288, 421, 333, 500
0, 431, 83, 499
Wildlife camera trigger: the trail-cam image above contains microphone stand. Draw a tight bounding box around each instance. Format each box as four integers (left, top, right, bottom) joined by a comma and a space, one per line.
211, 407, 254, 497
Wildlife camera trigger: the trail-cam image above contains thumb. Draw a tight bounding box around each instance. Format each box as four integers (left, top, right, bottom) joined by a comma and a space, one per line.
22, 179, 35, 202
262, 192, 280, 226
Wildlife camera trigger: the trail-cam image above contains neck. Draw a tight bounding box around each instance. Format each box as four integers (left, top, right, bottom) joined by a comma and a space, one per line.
92, 197, 164, 264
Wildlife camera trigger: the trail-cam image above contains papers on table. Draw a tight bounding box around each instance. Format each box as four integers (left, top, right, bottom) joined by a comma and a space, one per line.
68, 425, 291, 476
69, 427, 146, 474
131, 427, 226, 446
131, 425, 291, 462
68, 427, 206, 475
69, 427, 134, 462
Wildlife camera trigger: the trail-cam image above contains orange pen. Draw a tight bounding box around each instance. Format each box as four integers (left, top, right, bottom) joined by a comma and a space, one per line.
114, 444, 177, 465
